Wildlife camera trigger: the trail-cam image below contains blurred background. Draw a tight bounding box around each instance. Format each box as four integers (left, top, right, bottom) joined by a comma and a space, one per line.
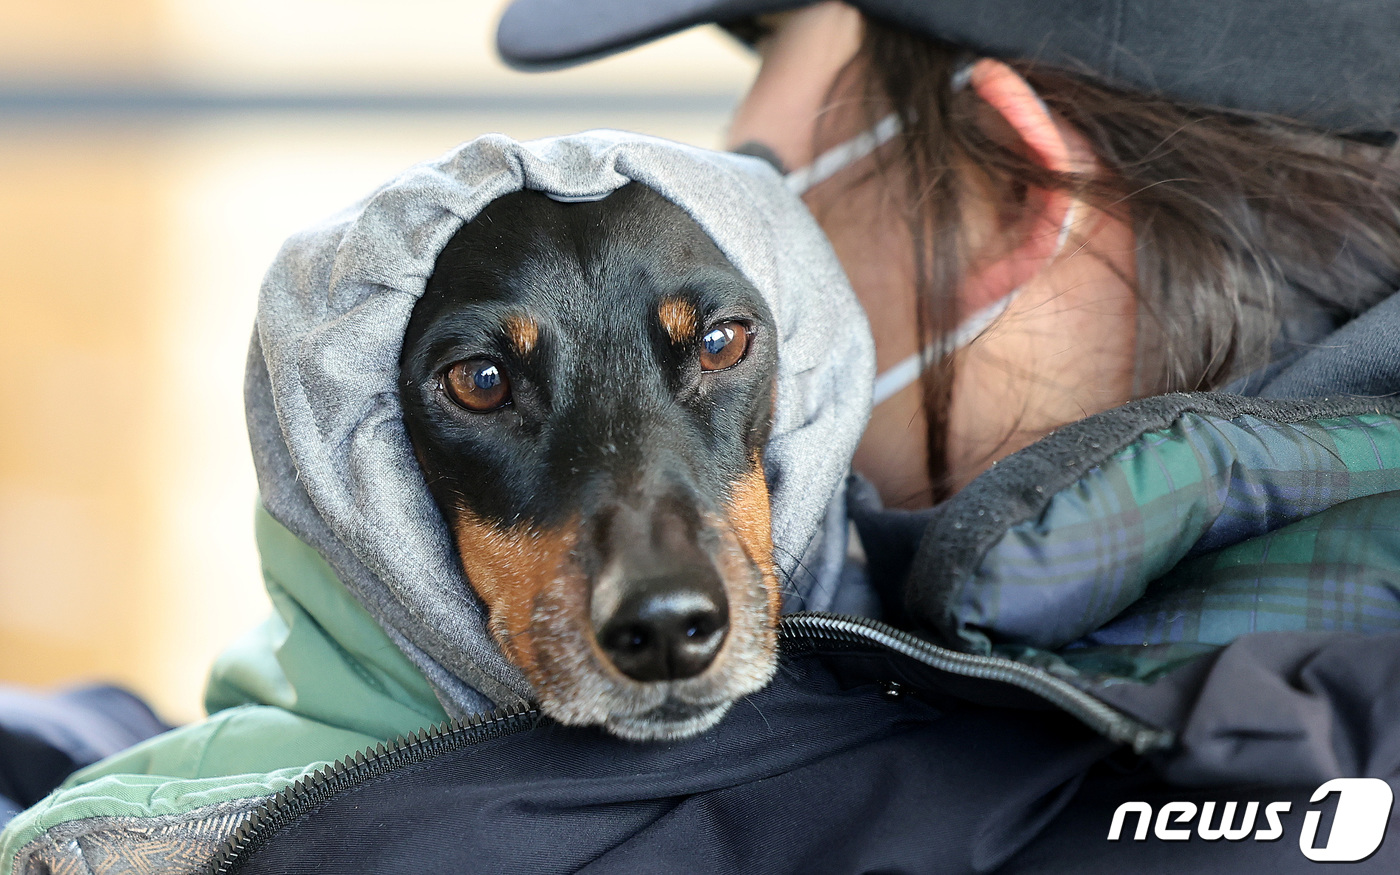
0, 0, 756, 721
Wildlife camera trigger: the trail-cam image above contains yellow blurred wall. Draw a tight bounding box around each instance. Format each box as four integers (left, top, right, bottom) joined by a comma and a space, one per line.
0, 129, 170, 698
0, 0, 755, 722
0, 0, 165, 81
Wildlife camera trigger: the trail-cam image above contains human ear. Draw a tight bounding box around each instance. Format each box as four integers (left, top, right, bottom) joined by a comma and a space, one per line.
957, 58, 1086, 313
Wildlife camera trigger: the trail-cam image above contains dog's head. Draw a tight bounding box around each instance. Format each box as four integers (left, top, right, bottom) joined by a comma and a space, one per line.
399, 182, 779, 740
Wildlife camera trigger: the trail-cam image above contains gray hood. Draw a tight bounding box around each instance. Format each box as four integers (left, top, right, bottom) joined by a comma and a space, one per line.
245, 131, 874, 717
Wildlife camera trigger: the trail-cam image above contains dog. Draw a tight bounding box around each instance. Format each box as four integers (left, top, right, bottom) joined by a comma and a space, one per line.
399, 182, 780, 740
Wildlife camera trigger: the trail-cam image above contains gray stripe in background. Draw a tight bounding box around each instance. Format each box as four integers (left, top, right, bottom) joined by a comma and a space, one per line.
0, 88, 739, 119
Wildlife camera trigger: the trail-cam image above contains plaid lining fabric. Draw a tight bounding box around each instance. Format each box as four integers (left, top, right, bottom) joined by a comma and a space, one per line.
955, 412, 1400, 659
1088, 491, 1400, 647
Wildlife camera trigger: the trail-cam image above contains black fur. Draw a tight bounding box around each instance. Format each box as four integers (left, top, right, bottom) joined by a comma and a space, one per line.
398, 183, 780, 733
400, 182, 775, 544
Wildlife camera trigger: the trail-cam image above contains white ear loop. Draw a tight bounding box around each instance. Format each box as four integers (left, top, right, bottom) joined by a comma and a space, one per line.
870, 196, 1080, 407
783, 55, 974, 197
784, 113, 902, 196
870, 296, 1016, 405
778, 59, 1078, 409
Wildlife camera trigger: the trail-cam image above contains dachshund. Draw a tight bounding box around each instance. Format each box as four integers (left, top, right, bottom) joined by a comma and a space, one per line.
399, 182, 780, 740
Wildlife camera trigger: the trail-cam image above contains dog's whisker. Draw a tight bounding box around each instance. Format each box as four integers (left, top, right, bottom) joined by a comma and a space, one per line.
399, 183, 782, 740
744, 696, 772, 733
770, 542, 820, 608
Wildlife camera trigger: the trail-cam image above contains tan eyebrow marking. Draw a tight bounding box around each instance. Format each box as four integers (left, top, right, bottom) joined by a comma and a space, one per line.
504, 313, 539, 356
658, 297, 699, 343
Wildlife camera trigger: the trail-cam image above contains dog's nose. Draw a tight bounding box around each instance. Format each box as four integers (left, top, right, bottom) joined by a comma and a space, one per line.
597, 575, 729, 682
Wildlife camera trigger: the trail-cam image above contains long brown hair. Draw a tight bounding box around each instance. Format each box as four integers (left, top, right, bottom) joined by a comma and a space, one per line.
825, 18, 1400, 496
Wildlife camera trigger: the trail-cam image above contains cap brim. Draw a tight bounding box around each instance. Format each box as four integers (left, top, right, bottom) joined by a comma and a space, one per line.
496, 0, 805, 70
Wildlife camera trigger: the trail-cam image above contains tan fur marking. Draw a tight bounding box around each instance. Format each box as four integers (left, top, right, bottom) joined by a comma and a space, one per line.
658, 298, 699, 344
452, 511, 579, 677
725, 457, 780, 621
450, 461, 778, 737
504, 314, 539, 356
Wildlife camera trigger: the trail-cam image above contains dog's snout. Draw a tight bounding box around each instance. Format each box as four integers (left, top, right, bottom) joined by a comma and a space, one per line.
591, 497, 731, 683
598, 576, 729, 682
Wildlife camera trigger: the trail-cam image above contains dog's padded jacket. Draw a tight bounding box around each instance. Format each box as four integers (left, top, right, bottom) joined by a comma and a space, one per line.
11, 130, 1400, 873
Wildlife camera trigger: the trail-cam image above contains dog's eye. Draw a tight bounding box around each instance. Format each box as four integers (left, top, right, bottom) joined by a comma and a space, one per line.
699, 322, 750, 372
443, 359, 511, 412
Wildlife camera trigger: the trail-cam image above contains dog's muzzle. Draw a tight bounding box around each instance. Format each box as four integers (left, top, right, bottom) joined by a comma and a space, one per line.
591, 498, 730, 683
597, 582, 729, 682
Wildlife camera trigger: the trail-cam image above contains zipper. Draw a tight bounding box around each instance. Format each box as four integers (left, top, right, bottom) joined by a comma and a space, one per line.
207, 611, 1172, 872
779, 612, 1175, 755
206, 703, 541, 874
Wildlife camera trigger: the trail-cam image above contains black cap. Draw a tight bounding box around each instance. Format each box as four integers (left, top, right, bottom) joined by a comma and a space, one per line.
497, 0, 1400, 133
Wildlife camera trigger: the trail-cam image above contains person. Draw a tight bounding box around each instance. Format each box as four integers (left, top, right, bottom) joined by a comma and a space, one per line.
501, 0, 1400, 509
5, 1, 1400, 872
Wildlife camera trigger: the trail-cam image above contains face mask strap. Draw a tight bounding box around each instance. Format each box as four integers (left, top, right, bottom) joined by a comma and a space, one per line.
784, 113, 902, 196
781, 65, 1079, 410
871, 349, 929, 406
950, 54, 977, 92
870, 197, 1080, 407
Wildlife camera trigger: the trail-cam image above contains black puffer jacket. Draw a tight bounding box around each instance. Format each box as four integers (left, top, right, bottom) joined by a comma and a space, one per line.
213, 290, 1400, 873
